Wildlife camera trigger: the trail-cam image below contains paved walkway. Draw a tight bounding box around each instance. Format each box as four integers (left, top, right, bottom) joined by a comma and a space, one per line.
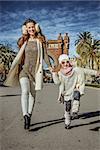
0, 84, 100, 150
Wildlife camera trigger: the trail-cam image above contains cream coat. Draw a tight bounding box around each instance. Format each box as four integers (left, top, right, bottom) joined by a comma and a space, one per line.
52, 67, 97, 101
4, 39, 43, 91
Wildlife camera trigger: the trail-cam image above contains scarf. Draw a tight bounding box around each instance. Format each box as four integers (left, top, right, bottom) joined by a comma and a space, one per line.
60, 66, 73, 76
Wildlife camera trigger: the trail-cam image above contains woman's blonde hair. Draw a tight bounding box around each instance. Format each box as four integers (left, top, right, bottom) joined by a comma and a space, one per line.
17, 18, 46, 48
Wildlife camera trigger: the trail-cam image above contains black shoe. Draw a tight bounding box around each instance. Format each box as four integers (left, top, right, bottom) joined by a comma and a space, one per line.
24, 115, 30, 130
28, 114, 32, 127
71, 112, 78, 120
65, 124, 71, 129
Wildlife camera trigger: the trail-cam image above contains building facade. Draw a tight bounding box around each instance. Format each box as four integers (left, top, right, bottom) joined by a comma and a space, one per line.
47, 33, 70, 59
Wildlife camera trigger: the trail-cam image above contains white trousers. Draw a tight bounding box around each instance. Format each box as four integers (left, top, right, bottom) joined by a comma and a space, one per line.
20, 77, 36, 116
72, 100, 80, 113
64, 100, 80, 126
64, 100, 71, 126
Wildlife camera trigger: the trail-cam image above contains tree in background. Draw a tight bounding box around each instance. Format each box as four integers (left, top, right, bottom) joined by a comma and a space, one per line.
75, 32, 100, 70
0, 43, 16, 82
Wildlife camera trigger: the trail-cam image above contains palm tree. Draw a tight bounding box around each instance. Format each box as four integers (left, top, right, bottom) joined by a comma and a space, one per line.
75, 32, 100, 70
75, 32, 92, 45
0, 43, 17, 80
75, 32, 92, 68
96, 51, 100, 70
85, 39, 100, 69
75, 32, 92, 55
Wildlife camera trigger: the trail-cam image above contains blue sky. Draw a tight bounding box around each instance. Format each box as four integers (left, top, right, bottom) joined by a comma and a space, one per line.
0, 0, 100, 57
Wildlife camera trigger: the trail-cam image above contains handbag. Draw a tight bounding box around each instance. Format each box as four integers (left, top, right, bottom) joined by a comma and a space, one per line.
73, 90, 80, 100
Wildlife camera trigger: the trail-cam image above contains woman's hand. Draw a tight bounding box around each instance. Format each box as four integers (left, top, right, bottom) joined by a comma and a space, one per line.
49, 65, 60, 73
49, 66, 59, 73
96, 71, 100, 77
48, 66, 55, 73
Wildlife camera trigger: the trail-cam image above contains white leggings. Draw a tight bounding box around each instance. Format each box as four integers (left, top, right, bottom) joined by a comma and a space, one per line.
64, 100, 80, 126
20, 77, 36, 116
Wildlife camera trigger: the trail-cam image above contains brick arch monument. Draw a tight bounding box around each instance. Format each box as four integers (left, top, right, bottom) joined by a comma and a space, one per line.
47, 33, 70, 61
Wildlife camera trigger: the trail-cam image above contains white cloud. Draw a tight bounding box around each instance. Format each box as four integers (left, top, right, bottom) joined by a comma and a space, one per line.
0, 1, 99, 56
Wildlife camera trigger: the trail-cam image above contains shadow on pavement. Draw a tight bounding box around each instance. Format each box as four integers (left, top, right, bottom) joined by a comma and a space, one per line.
0, 94, 21, 97
29, 118, 64, 132
29, 118, 100, 132
71, 120, 100, 129
78, 111, 100, 119
90, 126, 100, 131
0, 85, 7, 87
0, 82, 9, 87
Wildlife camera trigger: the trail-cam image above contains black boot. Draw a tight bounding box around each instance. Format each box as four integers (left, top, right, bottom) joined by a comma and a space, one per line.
65, 124, 71, 129
28, 113, 32, 127
24, 115, 30, 130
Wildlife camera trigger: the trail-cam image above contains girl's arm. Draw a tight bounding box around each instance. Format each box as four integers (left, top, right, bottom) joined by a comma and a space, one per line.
52, 72, 61, 85
51, 68, 61, 84
81, 67, 99, 76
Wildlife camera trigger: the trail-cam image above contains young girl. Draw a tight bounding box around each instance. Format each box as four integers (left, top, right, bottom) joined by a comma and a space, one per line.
51, 54, 100, 129
5, 19, 52, 130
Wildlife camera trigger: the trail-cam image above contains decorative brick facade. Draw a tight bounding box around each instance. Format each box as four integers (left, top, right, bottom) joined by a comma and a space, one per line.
47, 33, 70, 59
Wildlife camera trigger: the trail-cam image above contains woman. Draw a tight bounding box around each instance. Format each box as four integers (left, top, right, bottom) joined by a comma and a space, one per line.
5, 18, 52, 130
51, 54, 100, 129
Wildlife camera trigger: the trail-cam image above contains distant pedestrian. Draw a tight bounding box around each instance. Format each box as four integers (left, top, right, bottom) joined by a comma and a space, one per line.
51, 54, 100, 129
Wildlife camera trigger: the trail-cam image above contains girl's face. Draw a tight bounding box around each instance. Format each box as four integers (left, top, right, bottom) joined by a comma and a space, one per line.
60, 59, 70, 69
26, 22, 36, 36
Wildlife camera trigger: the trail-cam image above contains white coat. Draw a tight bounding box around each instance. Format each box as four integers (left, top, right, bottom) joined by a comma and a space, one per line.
52, 67, 97, 101
4, 39, 43, 91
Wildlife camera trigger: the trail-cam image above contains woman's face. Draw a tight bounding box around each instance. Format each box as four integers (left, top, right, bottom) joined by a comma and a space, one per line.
60, 59, 70, 69
26, 22, 36, 36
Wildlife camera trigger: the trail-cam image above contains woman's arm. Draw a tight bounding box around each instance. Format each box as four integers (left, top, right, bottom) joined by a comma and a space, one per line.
17, 35, 28, 48
10, 42, 26, 71
43, 42, 51, 68
39, 35, 51, 67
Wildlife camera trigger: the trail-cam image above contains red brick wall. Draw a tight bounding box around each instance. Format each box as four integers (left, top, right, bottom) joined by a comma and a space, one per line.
47, 40, 69, 59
